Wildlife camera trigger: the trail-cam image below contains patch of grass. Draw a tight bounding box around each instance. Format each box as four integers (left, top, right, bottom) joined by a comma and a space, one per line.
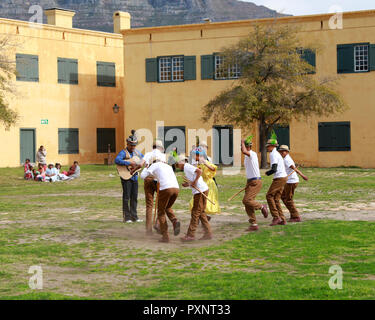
0, 165, 374, 299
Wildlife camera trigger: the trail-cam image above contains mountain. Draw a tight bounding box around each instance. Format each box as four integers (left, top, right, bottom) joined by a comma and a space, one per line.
0, 0, 287, 33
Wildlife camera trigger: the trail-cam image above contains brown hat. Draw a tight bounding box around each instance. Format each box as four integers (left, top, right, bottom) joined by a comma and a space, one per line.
278, 145, 290, 152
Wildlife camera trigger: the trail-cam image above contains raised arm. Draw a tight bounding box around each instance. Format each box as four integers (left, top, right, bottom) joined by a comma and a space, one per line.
241, 140, 251, 157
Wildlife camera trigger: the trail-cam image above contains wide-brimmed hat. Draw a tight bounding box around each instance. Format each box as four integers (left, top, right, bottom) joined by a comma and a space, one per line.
155, 139, 164, 149
177, 154, 188, 163
126, 130, 138, 145
278, 145, 290, 152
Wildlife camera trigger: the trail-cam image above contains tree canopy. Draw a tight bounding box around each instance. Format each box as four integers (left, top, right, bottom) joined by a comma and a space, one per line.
0, 36, 18, 130
202, 24, 347, 167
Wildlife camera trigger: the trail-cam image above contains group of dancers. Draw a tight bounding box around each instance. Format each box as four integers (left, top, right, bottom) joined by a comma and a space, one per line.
115, 130, 308, 243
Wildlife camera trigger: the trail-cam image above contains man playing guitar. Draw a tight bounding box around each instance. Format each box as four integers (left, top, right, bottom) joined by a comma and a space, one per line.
115, 130, 145, 223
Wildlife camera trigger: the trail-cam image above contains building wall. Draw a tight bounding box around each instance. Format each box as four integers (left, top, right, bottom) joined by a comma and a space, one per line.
122, 11, 375, 168
0, 17, 124, 167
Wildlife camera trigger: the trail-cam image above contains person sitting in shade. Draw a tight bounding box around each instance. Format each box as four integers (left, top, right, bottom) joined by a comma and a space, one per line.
278, 145, 308, 223
45, 164, 58, 183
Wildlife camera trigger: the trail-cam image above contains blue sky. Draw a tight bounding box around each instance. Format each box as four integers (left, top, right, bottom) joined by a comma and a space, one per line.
242, 0, 375, 16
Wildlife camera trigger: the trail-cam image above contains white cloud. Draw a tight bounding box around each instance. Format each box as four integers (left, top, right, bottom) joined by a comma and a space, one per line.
241, 0, 375, 16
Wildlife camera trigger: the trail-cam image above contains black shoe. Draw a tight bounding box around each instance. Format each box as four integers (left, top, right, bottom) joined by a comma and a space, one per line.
173, 221, 181, 236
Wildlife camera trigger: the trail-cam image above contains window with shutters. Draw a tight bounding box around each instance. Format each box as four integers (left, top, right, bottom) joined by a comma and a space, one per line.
97, 128, 116, 153
146, 56, 195, 82
318, 122, 351, 152
97, 62, 116, 87
297, 48, 316, 73
58, 58, 78, 84
158, 56, 184, 82
58, 129, 79, 154
214, 55, 240, 80
337, 43, 372, 74
354, 45, 369, 72
16, 54, 39, 82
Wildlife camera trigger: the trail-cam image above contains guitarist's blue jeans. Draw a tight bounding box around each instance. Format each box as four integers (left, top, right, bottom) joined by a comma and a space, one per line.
121, 178, 139, 222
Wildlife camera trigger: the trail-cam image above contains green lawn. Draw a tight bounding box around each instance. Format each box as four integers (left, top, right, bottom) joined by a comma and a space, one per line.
0, 165, 374, 299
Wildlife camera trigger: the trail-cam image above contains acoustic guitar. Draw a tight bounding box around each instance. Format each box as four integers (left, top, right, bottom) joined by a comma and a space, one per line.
116, 155, 143, 180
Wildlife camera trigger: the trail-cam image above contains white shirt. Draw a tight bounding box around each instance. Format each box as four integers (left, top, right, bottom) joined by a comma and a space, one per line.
269, 148, 287, 179
143, 149, 166, 165
244, 150, 261, 179
140, 162, 179, 191
284, 154, 299, 184
184, 163, 209, 195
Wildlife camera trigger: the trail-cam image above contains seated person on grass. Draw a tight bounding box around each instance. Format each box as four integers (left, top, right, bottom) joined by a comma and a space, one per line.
66, 161, 80, 180
55, 163, 69, 181
34, 165, 45, 182
24, 159, 33, 180
45, 164, 58, 183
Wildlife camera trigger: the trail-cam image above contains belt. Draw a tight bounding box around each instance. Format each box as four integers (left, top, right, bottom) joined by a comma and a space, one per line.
247, 177, 261, 182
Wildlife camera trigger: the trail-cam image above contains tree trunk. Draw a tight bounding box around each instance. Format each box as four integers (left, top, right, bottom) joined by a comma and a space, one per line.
258, 121, 269, 169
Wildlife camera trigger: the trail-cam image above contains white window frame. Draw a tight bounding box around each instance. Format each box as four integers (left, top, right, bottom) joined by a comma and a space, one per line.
214, 55, 240, 80
354, 44, 369, 73
158, 56, 184, 82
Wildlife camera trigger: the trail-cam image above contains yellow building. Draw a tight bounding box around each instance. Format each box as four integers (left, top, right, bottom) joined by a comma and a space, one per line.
1, 8, 375, 168
0, 8, 127, 167
121, 9, 375, 168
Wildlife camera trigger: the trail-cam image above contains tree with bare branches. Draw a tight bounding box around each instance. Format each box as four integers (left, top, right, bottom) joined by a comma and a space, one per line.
202, 24, 347, 168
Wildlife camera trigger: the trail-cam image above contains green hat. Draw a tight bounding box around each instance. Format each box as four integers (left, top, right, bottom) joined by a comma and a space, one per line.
244, 135, 253, 146
266, 130, 279, 147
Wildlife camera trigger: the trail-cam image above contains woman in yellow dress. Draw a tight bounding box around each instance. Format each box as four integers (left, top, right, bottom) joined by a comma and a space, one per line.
189, 148, 221, 214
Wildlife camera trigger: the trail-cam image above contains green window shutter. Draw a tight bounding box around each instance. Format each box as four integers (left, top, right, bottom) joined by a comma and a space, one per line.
201, 55, 214, 80
370, 44, 375, 71
301, 49, 316, 74
145, 58, 158, 82
58, 58, 78, 84
337, 44, 354, 74
97, 62, 116, 87
58, 129, 79, 154
318, 122, 350, 151
273, 125, 290, 147
97, 128, 116, 153
183, 56, 196, 80
16, 54, 39, 82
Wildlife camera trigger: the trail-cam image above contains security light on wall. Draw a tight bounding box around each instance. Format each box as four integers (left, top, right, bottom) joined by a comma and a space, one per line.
113, 104, 120, 114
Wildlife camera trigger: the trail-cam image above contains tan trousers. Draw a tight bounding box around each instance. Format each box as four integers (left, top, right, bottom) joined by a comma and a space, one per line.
242, 180, 263, 225
157, 188, 179, 240
266, 177, 287, 222
187, 191, 212, 238
144, 176, 157, 233
281, 183, 300, 219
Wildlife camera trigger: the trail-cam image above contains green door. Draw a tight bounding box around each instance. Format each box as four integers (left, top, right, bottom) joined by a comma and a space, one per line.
213, 125, 234, 165
20, 129, 36, 164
